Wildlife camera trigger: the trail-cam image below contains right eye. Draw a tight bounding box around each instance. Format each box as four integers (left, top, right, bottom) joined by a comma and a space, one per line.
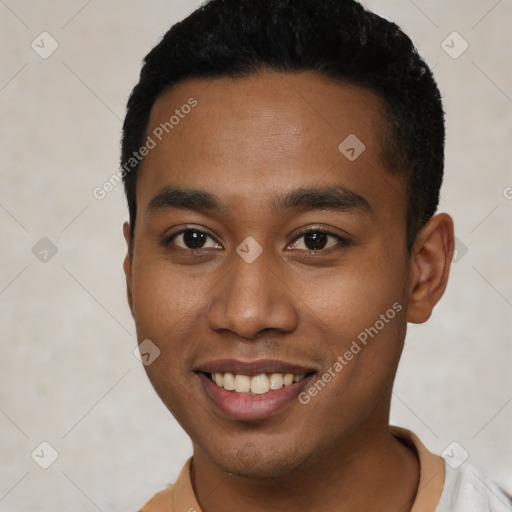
166, 229, 222, 251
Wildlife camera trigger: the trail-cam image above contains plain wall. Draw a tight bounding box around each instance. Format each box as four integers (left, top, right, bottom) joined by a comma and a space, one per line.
0, 0, 511, 510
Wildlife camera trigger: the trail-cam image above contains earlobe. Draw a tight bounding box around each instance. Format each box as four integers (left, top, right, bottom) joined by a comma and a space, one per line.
123, 222, 135, 317
407, 213, 455, 324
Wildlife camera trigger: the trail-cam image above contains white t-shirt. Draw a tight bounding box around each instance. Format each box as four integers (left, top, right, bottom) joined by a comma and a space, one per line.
437, 462, 512, 511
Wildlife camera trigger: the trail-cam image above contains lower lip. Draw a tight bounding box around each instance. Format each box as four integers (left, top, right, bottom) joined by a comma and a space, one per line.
198, 372, 314, 421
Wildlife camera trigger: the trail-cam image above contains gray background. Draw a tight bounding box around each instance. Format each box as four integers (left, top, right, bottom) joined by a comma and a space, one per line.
0, 0, 511, 510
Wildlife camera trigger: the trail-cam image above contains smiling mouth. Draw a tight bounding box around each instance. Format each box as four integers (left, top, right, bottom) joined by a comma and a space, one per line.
202, 371, 315, 395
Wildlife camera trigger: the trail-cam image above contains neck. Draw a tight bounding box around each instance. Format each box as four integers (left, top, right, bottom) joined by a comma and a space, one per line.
190, 423, 420, 512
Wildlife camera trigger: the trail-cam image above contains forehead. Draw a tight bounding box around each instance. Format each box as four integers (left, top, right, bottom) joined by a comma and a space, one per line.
137, 70, 405, 222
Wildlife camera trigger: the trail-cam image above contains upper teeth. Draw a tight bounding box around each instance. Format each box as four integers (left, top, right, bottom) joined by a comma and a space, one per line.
211, 372, 306, 394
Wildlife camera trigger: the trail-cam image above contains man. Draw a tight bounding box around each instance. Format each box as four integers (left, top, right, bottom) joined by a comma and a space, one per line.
120, 0, 511, 510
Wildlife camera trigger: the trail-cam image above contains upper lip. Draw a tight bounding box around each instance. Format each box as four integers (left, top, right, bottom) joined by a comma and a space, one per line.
196, 358, 318, 376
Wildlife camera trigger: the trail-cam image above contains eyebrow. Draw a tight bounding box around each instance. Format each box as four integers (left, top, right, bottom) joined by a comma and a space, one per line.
146, 185, 371, 217
272, 185, 371, 214
147, 187, 225, 215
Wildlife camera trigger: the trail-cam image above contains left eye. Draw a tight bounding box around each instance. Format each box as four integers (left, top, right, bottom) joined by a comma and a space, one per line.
289, 231, 345, 251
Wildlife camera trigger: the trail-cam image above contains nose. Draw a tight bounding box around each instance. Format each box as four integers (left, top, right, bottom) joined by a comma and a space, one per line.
206, 248, 299, 339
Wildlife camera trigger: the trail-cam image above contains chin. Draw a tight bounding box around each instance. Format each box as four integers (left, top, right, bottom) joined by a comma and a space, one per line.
204, 439, 316, 479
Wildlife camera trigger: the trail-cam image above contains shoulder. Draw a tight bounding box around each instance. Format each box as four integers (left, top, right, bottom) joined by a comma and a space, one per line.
437, 462, 512, 512
138, 485, 175, 512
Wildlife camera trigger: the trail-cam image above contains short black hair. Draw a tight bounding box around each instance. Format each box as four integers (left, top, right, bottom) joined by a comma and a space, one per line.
121, 0, 445, 252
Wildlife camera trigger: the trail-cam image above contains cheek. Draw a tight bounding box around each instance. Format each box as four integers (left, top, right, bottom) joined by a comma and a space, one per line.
298, 302, 406, 436
131, 255, 207, 333
130, 259, 209, 398
296, 253, 406, 337
310, 288, 406, 386
295, 253, 407, 396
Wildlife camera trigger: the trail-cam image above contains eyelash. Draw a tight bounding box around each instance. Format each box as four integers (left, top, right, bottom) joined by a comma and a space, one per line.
164, 226, 351, 255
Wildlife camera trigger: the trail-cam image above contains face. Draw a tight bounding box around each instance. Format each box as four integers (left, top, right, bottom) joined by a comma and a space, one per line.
124, 71, 415, 478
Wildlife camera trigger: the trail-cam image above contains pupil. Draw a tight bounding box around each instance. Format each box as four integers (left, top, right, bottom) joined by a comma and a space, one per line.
184, 231, 206, 249
305, 232, 327, 250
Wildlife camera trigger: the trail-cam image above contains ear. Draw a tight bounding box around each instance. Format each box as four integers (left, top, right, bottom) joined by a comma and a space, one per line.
123, 222, 135, 317
407, 213, 455, 324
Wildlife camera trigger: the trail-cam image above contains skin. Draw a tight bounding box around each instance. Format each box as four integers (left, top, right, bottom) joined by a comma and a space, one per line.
123, 70, 454, 512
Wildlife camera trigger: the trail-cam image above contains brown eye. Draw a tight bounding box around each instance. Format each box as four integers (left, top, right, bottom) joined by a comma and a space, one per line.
303, 232, 329, 250
182, 230, 207, 249
289, 229, 350, 253
169, 229, 221, 250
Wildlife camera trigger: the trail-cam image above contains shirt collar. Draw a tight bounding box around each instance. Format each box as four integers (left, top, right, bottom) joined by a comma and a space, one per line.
390, 426, 445, 512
